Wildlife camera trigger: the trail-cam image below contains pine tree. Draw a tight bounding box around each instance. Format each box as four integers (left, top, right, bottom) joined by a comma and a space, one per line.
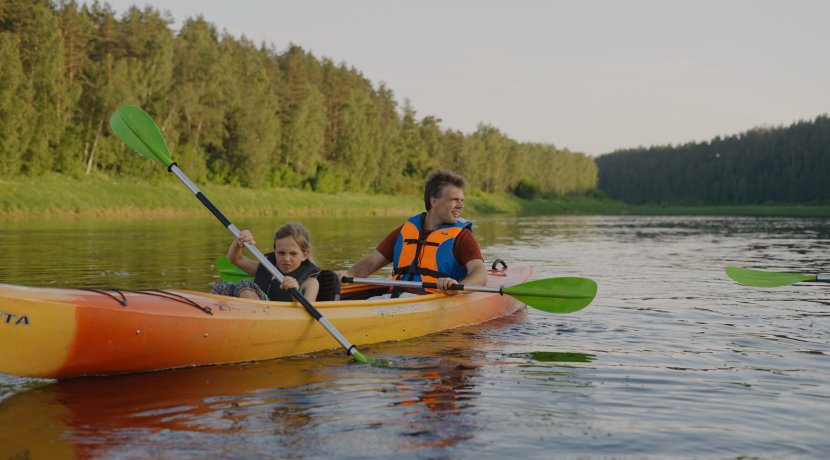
2, 2, 600, 197
220, 34, 281, 187
400, 100, 426, 177
0, 32, 33, 176
337, 89, 380, 192
371, 82, 404, 193
283, 83, 326, 178
171, 16, 229, 181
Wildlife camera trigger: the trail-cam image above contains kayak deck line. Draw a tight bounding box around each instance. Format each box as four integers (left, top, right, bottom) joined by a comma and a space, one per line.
0, 266, 532, 379
72, 288, 214, 314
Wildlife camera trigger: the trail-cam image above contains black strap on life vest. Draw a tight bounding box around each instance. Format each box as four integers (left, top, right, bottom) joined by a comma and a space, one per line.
392, 265, 451, 279
402, 237, 439, 279
393, 214, 448, 298
403, 238, 439, 247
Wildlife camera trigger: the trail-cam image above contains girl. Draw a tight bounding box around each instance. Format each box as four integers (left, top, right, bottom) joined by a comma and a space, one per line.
211, 223, 320, 302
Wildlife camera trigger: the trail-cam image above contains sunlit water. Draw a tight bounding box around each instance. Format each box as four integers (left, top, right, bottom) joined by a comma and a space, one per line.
2, 214, 830, 459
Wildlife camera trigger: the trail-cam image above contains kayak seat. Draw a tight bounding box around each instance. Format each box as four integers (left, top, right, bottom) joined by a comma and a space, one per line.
316, 270, 341, 301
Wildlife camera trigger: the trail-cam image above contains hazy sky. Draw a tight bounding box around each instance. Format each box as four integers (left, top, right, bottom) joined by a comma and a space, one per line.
103, 0, 830, 156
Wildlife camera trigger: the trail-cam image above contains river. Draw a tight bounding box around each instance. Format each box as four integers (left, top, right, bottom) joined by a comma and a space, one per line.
1, 214, 829, 458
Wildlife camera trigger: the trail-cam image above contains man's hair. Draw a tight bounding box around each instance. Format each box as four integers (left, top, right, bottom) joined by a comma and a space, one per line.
424, 170, 467, 211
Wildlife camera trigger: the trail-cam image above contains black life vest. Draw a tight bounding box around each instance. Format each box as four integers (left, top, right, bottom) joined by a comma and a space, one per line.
254, 254, 321, 302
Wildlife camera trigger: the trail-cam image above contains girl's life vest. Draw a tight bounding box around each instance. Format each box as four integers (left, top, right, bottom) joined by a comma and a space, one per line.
254, 254, 321, 302
392, 212, 473, 293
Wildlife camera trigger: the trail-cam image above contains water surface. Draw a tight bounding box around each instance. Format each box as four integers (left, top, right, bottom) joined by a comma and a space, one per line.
2, 214, 830, 459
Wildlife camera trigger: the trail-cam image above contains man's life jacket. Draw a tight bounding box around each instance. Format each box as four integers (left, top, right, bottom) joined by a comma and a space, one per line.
254, 254, 321, 302
392, 212, 473, 292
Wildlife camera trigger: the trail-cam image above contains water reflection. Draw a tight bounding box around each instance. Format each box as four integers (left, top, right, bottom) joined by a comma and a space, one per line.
0, 311, 528, 458
507, 351, 597, 363
0, 215, 550, 290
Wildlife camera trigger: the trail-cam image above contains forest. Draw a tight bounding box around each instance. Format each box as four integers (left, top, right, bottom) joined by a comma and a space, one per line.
595, 115, 830, 205
0, 0, 598, 196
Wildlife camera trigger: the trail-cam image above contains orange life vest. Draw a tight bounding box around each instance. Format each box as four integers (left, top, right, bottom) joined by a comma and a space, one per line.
392, 213, 473, 293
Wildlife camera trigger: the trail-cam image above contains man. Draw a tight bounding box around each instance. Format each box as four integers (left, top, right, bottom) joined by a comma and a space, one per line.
337, 170, 487, 295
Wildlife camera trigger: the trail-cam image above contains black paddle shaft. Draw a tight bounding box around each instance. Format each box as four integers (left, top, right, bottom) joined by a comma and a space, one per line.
166, 164, 367, 355
166, 163, 322, 317
342, 277, 504, 294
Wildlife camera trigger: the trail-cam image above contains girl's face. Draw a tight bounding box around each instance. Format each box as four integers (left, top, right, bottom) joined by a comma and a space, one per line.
274, 236, 309, 273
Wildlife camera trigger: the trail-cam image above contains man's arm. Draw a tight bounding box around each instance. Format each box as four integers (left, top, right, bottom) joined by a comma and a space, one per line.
336, 250, 391, 282
458, 259, 488, 286
435, 228, 487, 292
435, 258, 487, 292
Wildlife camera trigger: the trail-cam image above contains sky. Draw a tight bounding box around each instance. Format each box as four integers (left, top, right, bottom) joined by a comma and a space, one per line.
102, 0, 830, 156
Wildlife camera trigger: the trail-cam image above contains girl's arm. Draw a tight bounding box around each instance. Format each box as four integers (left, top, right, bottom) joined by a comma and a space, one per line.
301, 277, 319, 302
227, 230, 260, 277
280, 276, 319, 302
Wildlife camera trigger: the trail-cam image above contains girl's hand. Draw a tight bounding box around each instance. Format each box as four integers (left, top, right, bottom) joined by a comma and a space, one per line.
281, 276, 299, 291
237, 230, 256, 249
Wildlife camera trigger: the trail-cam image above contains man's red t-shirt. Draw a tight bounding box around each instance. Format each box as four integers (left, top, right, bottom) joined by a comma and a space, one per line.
376, 224, 482, 269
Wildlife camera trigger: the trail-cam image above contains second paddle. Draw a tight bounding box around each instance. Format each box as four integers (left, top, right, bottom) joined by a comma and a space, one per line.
342, 276, 597, 314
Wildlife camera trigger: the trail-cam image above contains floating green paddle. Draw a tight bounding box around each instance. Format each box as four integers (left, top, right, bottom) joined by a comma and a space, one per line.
725, 266, 830, 287
341, 276, 597, 314
216, 257, 253, 284
110, 105, 373, 363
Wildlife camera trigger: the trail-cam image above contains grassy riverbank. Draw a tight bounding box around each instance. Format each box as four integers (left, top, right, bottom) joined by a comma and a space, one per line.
0, 173, 631, 218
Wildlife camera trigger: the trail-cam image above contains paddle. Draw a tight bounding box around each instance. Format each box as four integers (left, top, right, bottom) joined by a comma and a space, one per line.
342, 276, 597, 314
725, 266, 830, 287
216, 257, 253, 284
110, 105, 373, 363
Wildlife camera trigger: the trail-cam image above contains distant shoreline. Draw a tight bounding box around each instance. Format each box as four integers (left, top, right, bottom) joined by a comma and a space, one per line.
633, 205, 830, 217
7, 176, 823, 219
0, 175, 630, 219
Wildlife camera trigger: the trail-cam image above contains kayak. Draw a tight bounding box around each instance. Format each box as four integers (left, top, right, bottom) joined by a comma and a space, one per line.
0, 265, 531, 379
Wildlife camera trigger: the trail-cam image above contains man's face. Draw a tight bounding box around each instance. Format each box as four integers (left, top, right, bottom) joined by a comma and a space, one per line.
430, 185, 465, 224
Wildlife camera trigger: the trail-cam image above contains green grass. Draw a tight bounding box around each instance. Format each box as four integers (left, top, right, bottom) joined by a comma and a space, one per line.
464, 192, 633, 215
15, 174, 825, 218
0, 174, 421, 217
0, 173, 630, 218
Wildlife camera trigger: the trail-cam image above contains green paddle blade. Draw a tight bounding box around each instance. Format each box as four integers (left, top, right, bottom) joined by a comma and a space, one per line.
216, 257, 254, 283
109, 105, 173, 167
503, 277, 597, 314
725, 266, 817, 287
352, 351, 373, 363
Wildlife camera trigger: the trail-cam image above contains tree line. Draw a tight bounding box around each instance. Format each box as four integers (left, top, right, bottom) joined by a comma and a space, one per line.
595, 115, 830, 205
0, 0, 597, 196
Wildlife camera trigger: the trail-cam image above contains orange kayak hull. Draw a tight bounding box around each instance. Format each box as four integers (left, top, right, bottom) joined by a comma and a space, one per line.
0, 266, 532, 379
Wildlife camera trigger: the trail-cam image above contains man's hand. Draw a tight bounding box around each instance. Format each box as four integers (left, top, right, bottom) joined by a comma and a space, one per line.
335, 270, 351, 283
438, 259, 487, 295
436, 277, 461, 294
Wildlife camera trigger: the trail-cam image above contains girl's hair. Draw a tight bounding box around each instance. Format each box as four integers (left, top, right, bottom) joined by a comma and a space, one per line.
274, 223, 318, 266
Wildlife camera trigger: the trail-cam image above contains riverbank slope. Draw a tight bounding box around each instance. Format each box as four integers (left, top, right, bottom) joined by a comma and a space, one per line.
0, 174, 631, 218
